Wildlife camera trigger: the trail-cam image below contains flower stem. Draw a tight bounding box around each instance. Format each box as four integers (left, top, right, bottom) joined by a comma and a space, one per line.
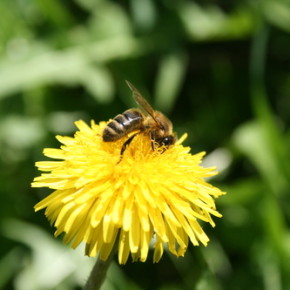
83, 250, 115, 290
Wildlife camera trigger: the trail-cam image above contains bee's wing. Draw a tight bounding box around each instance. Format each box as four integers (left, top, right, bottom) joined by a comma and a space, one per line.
125, 80, 158, 121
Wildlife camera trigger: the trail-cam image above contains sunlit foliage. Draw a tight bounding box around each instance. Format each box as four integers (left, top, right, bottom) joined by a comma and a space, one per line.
1, 0, 290, 289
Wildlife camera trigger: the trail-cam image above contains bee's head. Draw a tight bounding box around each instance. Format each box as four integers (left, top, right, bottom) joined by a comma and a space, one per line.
155, 135, 176, 147
151, 111, 176, 148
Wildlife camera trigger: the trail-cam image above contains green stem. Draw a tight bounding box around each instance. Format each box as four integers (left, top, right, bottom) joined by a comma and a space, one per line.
83, 250, 116, 290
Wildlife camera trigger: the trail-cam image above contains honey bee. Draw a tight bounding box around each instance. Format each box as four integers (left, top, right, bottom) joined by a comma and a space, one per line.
102, 81, 176, 155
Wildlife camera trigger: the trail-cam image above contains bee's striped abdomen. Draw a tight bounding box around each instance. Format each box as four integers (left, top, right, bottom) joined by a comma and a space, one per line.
103, 109, 143, 142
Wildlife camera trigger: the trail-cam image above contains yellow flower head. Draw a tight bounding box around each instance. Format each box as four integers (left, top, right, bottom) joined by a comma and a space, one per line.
32, 120, 225, 264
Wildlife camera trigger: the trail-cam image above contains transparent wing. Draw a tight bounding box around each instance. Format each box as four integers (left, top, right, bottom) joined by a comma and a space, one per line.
125, 80, 157, 120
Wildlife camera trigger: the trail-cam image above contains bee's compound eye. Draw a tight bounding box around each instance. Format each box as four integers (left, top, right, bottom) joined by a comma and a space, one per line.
158, 136, 175, 146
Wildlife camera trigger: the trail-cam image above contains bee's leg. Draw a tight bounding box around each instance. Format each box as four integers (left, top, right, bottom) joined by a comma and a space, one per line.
120, 133, 138, 156
150, 131, 155, 151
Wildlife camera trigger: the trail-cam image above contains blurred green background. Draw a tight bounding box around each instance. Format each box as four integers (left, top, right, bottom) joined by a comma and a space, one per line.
1, 0, 290, 289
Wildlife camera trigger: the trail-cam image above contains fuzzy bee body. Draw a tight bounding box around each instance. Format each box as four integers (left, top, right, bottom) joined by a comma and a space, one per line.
103, 109, 143, 142
102, 81, 176, 155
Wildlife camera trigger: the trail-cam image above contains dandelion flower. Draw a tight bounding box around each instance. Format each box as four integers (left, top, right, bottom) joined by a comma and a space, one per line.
32, 120, 225, 264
